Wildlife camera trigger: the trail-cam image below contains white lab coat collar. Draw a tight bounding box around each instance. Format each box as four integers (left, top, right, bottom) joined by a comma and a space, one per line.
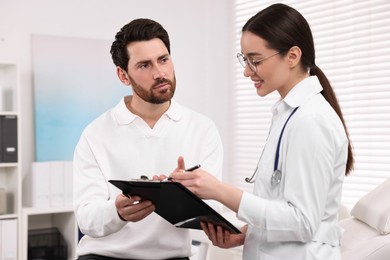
284, 76, 323, 107
272, 76, 323, 115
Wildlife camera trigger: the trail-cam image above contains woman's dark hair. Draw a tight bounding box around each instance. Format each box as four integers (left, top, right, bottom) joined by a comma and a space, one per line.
110, 18, 171, 71
243, 3, 353, 175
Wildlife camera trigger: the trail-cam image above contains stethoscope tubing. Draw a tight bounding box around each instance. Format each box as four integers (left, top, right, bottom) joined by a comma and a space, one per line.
245, 106, 299, 184
273, 107, 299, 171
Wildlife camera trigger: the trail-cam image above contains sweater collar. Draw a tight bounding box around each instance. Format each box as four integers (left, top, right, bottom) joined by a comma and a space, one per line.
113, 97, 182, 125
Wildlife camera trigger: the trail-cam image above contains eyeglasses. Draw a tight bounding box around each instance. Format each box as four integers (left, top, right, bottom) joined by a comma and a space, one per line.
237, 52, 280, 73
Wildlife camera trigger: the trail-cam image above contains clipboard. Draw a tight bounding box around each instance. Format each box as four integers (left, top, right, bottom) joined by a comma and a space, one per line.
109, 180, 241, 234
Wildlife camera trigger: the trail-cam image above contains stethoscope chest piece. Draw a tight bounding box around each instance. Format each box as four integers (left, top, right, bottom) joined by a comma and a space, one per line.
271, 169, 282, 186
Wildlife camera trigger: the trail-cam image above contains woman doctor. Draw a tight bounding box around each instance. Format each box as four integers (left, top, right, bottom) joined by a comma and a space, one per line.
171, 3, 354, 260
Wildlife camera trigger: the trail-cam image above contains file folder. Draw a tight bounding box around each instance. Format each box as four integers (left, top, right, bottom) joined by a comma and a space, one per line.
109, 180, 241, 234
0, 115, 17, 162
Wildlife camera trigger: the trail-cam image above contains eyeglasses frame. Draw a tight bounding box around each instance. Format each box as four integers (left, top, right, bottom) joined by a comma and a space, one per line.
237, 51, 280, 73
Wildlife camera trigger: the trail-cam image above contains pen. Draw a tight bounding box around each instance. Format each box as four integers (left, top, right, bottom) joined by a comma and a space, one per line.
185, 164, 201, 172
166, 164, 201, 181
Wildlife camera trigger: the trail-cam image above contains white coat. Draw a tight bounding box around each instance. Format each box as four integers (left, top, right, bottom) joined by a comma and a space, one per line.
237, 76, 348, 260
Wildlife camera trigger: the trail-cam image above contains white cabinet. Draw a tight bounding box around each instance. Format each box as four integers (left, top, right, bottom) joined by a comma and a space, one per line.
21, 207, 78, 260
0, 62, 21, 260
0, 63, 20, 216
22, 161, 77, 260
0, 62, 78, 260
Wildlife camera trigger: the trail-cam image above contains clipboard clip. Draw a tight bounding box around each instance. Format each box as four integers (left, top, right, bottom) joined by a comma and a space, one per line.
130, 175, 160, 182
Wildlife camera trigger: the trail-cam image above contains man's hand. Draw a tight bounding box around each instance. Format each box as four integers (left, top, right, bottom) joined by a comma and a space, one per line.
115, 194, 156, 222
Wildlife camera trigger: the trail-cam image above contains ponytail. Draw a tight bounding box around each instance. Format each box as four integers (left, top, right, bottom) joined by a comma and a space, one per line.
311, 65, 354, 175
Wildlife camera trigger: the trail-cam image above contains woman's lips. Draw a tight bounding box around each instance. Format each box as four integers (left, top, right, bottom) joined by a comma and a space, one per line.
253, 80, 263, 89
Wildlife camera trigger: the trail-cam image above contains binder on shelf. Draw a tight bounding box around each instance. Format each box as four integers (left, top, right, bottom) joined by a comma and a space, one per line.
63, 161, 73, 207
50, 161, 65, 207
0, 115, 18, 163
31, 162, 51, 208
109, 180, 241, 234
28, 161, 74, 208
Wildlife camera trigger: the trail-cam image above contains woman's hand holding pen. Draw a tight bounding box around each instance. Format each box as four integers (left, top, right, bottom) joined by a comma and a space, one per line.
170, 156, 221, 201
115, 194, 155, 222
172, 156, 243, 213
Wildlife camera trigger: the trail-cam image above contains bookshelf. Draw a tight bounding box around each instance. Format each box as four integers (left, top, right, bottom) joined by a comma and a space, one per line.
0, 62, 20, 260
0, 62, 78, 260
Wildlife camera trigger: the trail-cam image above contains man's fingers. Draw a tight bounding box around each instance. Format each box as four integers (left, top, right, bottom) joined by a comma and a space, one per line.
126, 203, 155, 222
118, 199, 155, 222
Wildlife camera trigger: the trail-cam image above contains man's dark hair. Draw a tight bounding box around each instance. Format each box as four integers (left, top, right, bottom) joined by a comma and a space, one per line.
110, 18, 171, 71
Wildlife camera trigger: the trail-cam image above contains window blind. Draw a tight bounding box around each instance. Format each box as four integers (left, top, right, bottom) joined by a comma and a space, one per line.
229, 0, 390, 210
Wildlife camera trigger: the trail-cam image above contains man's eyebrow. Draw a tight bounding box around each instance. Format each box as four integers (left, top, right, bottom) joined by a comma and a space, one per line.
134, 54, 169, 66
134, 59, 151, 66
157, 53, 170, 60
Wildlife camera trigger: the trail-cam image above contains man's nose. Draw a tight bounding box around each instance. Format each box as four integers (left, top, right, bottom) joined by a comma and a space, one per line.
153, 65, 166, 79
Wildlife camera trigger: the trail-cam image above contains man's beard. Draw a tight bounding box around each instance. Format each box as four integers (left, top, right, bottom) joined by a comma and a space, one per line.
129, 75, 176, 104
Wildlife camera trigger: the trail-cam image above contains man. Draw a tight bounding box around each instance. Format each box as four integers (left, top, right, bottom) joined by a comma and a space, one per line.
73, 18, 223, 260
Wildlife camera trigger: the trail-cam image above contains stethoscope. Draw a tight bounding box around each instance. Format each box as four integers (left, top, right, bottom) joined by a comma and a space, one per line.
245, 107, 299, 185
